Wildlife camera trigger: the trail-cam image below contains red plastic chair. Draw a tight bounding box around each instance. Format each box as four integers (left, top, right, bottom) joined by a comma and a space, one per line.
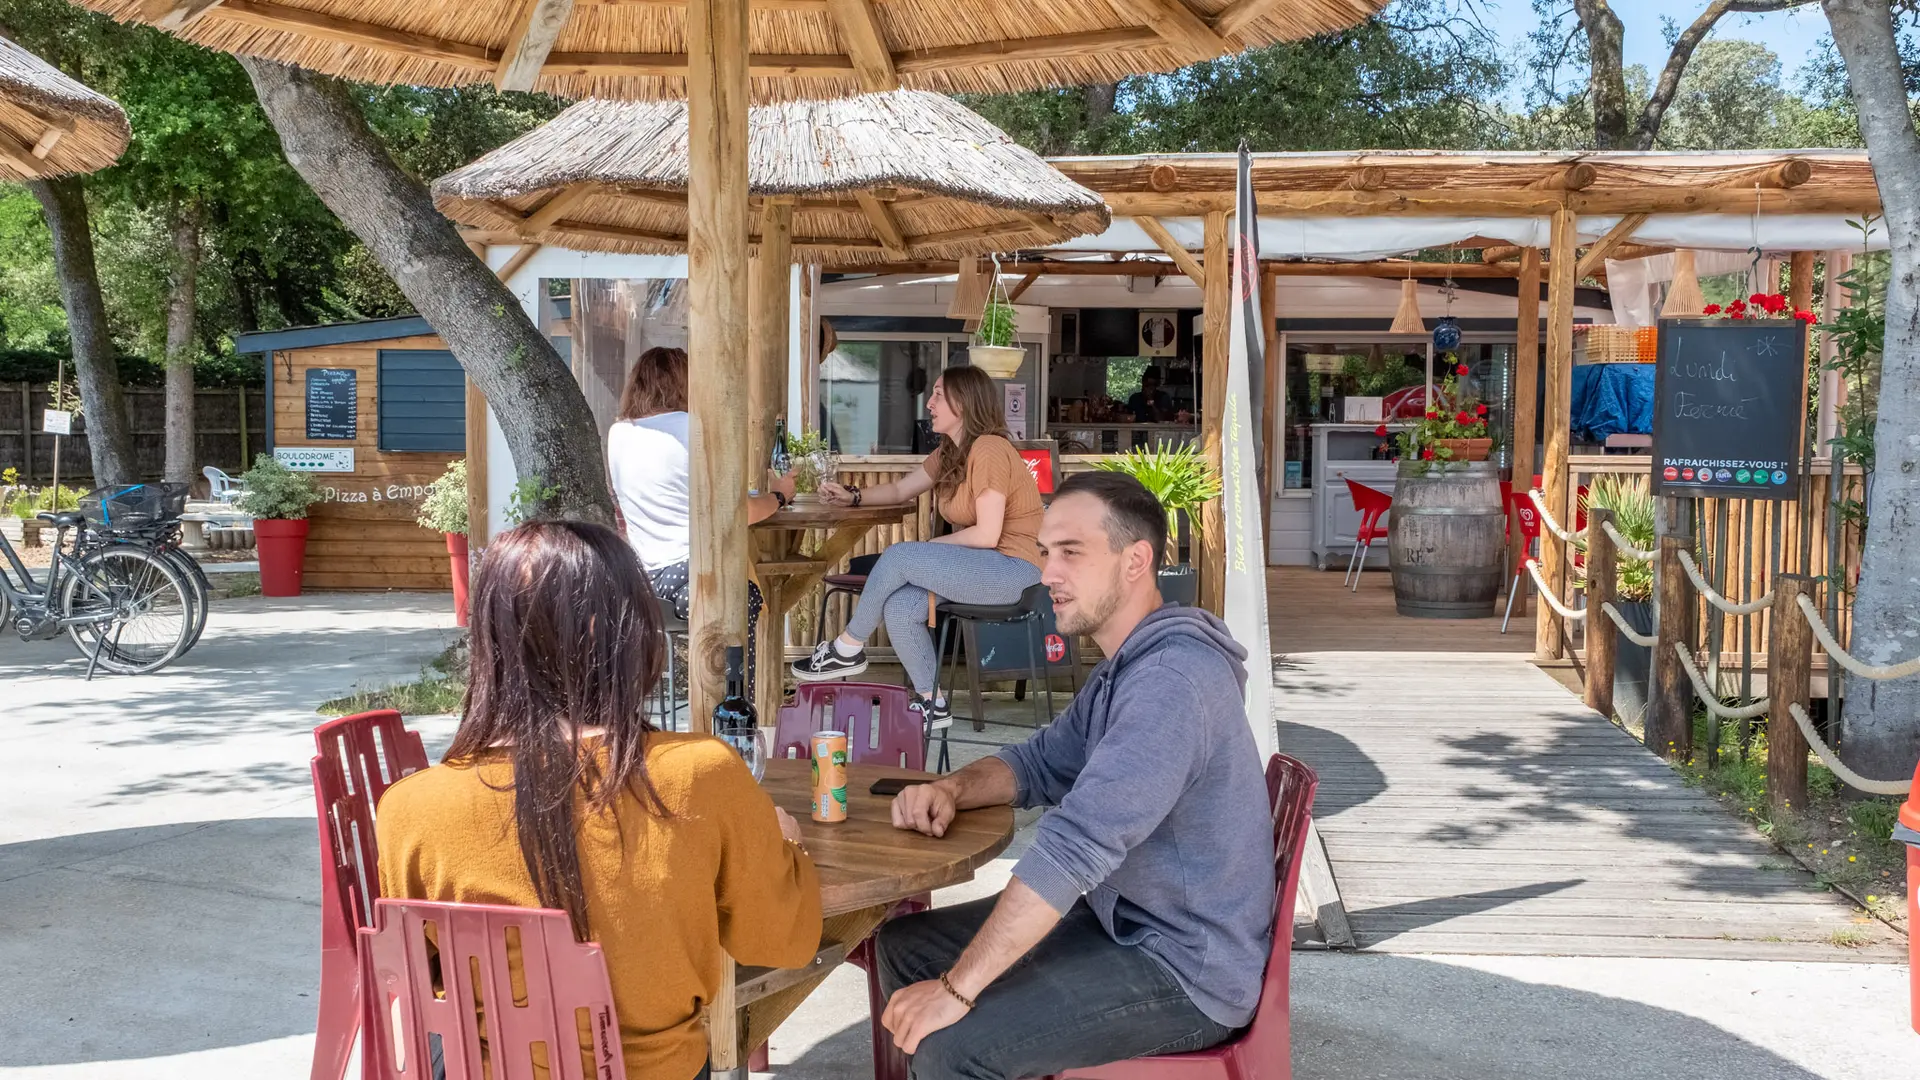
773, 681, 926, 770
311, 711, 431, 1080
1341, 478, 1392, 592
1059, 755, 1319, 1080
357, 898, 626, 1080
1503, 492, 1543, 634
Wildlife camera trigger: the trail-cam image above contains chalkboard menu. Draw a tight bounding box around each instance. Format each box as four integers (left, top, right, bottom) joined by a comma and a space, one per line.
1651, 318, 1808, 500
305, 368, 358, 441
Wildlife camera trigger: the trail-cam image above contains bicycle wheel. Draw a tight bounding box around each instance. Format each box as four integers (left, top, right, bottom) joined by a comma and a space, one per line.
62, 547, 194, 675
158, 546, 211, 650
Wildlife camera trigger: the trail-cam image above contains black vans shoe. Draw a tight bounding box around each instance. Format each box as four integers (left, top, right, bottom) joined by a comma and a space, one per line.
792, 640, 868, 681
912, 695, 952, 732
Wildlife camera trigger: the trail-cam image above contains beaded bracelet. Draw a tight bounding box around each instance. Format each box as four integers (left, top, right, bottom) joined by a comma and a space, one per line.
938, 972, 976, 1011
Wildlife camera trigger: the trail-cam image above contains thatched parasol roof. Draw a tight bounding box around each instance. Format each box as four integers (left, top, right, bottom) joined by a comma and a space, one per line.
433, 91, 1110, 263
75, 0, 1389, 101
0, 35, 131, 180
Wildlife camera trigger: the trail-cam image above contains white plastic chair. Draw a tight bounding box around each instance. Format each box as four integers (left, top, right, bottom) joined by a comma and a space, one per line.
203, 466, 246, 504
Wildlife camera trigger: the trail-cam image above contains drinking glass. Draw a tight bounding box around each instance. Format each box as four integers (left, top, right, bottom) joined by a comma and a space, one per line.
718, 723, 767, 782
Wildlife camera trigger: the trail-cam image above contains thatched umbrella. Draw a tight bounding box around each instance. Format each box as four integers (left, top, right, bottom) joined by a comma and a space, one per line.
431, 91, 1110, 265
0, 35, 130, 179
78, 0, 1390, 99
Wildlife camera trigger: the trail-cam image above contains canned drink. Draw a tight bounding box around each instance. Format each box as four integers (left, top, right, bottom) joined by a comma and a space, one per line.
810, 730, 849, 823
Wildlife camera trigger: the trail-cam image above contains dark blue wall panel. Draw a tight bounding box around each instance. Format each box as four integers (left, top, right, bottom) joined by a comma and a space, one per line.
378, 349, 465, 452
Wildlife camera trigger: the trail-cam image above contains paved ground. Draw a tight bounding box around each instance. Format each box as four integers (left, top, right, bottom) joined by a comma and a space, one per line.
3, 587, 1915, 1079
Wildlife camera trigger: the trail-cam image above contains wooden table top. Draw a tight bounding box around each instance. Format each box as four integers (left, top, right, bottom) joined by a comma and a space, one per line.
761, 759, 1014, 916
751, 501, 914, 531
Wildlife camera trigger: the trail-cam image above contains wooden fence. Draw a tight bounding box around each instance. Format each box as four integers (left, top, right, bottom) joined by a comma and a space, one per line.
0, 383, 267, 487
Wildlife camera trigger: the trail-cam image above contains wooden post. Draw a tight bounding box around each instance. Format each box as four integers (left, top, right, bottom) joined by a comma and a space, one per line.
686, 0, 752, 737
1259, 269, 1280, 552
1198, 210, 1230, 616
1534, 208, 1576, 660
1648, 505, 1697, 761
1585, 506, 1617, 721
465, 379, 491, 547
1509, 247, 1542, 591
22, 383, 34, 483
237, 386, 250, 469
1767, 574, 1814, 813
748, 199, 794, 479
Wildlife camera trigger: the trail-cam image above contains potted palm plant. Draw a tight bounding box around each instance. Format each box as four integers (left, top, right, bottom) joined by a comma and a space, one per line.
1575, 475, 1656, 724
969, 295, 1025, 379
416, 460, 470, 626
1091, 444, 1222, 606
235, 454, 320, 597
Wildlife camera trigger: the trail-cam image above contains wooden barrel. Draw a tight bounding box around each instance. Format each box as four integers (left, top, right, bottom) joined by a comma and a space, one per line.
1388, 460, 1507, 618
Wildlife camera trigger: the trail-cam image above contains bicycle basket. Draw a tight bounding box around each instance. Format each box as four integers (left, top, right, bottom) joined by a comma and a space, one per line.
81, 482, 191, 532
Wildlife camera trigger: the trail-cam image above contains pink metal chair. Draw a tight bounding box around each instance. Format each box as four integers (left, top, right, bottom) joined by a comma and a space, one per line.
773, 681, 926, 770
1058, 754, 1319, 1080
357, 898, 626, 1080
311, 710, 431, 1080
1341, 478, 1392, 592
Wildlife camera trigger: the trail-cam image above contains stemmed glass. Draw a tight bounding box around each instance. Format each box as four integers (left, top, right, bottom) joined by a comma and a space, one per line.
718, 722, 767, 782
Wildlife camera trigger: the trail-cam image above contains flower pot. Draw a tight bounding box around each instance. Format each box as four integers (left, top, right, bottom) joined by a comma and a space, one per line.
253, 518, 310, 597
968, 344, 1025, 379
1158, 564, 1198, 607
1608, 599, 1655, 726
446, 532, 470, 627
1435, 438, 1493, 462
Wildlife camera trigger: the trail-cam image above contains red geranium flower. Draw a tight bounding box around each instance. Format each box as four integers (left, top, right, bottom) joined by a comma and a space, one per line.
1795, 310, 1818, 324
1426, 410, 1439, 419
1729, 312, 1744, 319
1703, 303, 1722, 315
1421, 447, 1435, 461
1374, 424, 1388, 436
1749, 293, 1768, 306
1476, 403, 1489, 416
1454, 410, 1473, 425
1455, 363, 1470, 376
1727, 297, 1747, 310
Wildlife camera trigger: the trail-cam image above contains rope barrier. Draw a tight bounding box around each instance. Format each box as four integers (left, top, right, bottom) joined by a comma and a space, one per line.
1598, 602, 1658, 647
1676, 550, 1773, 616
1524, 560, 1586, 620
1599, 520, 1654, 564
1785, 703, 1913, 796
1794, 594, 1920, 680
1527, 488, 1586, 545
1672, 643, 1771, 719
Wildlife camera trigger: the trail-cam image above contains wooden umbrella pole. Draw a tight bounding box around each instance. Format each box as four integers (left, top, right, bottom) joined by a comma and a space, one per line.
748, 198, 794, 728
687, 0, 752, 736
1535, 205, 1576, 661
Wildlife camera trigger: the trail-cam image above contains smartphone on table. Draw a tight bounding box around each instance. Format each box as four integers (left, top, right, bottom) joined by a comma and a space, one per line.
869, 777, 929, 797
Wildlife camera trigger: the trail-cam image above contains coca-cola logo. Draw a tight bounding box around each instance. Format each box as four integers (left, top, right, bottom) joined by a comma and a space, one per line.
1045, 634, 1066, 663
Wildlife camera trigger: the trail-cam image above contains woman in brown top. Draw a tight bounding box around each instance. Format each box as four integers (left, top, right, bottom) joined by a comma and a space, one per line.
376, 521, 821, 1080
791, 364, 1044, 729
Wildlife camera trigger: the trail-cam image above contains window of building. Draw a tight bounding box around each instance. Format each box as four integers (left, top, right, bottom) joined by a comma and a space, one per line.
377, 349, 466, 452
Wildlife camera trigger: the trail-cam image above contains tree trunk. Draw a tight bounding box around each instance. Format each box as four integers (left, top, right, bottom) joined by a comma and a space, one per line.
1821, 0, 1920, 782
27, 176, 137, 487
238, 58, 614, 524
164, 203, 200, 488
1572, 0, 1631, 149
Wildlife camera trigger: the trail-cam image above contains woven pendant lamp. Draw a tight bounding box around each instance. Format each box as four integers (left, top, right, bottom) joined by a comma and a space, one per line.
1389, 279, 1426, 334
1662, 250, 1707, 317
947, 256, 990, 322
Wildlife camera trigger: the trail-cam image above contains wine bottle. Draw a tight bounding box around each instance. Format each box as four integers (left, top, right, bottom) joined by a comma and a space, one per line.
714, 646, 756, 730
771, 418, 792, 477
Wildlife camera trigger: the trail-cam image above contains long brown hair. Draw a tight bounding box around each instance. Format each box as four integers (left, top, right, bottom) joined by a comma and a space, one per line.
930, 364, 1011, 500
446, 520, 667, 941
617, 346, 689, 420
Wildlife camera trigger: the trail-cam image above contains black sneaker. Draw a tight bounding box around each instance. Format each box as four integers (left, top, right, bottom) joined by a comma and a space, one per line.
912, 695, 952, 731
792, 640, 868, 681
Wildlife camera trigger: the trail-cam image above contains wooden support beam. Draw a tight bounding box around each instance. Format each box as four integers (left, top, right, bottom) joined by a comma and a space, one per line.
211, 0, 498, 67
1111, 0, 1229, 61
1198, 211, 1229, 616
581, 0, 826, 8
495, 0, 575, 91
138, 0, 227, 30
1767, 574, 1814, 809
824, 0, 899, 91
1527, 163, 1596, 191
1649, 528, 1697, 761
1101, 186, 1877, 217
901, 219, 1037, 250
1132, 216, 1206, 287
891, 28, 1164, 74
494, 243, 542, 282
541, 49, 854, 77
1534, 207, 1575, 662
854, 191, 909, 258
1213, 0, 1292, 38
520, 183, 595, 236
1575, 213, 1650, 278
1789, 250, 1816, 314
1005, 270, 1041, 303
821, 257, 1523, 279
1508, 247, 1541, 586
29, 118, 74, 159
1341, 165, 1387, 191
1713, 158, 1811, 189
1584, 506, 1617, 721
749, 200, 794, 734
0, 128, 45, 177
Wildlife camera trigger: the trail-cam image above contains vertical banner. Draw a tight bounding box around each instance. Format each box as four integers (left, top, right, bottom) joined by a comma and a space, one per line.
1229, 142, 1276, 758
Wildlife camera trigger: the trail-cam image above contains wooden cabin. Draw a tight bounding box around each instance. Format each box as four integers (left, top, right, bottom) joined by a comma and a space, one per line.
234, 317, 465, 591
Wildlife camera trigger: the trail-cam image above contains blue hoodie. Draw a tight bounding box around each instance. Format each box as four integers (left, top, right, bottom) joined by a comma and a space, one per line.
996, 603, 1275, 1028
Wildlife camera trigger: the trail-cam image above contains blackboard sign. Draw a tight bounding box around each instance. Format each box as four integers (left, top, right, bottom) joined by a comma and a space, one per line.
306, 368, 358, 441
1651, 318, 1808, 500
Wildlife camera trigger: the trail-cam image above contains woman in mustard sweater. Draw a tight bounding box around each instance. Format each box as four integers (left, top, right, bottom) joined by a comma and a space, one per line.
376, 520, 822, 1080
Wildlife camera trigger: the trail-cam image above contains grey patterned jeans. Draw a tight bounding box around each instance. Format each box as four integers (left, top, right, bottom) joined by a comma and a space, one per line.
842, 542, 1042, 696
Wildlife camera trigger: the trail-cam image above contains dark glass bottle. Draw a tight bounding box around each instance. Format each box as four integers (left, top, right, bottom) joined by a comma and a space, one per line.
713, 645, 756, 732
770, 418, 792, 477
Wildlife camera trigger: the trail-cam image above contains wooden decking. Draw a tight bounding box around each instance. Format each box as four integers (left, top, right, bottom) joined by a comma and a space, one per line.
1270, 566, 1904, 961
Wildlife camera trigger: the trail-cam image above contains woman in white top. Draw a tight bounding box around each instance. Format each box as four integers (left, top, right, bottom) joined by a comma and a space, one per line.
607, 348, 792, 685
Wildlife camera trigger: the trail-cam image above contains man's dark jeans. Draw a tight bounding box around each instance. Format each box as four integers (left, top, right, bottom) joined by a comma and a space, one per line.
875, 897, 1236, 1080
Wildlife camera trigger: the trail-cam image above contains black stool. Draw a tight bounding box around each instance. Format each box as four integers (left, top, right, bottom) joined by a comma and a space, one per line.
656, 597, 689, 731
933, 582, 1076, 739
814, 554, 881, 640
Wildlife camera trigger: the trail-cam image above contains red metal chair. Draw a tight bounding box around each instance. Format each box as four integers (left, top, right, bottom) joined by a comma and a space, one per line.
773, 681, 926, 770
357, 898, 626, 1080
1341, 478, 1392, 592
311, 711, 431, 1080
1058, 755, 1319, 1080
1503, 491, 1543, 634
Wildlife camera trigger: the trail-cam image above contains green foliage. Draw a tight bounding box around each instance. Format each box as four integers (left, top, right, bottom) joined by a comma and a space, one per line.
235, 454, 319, 520
976, 298, 1018, 348
506, 476, 561, 526
1393, 363, 1489, 470
415, 459, 469, 535
1576, 474, 1656, 601
783, 429, 834, 494
7, 484, 85, 519
1821, 218, 1886, 542
1091, 444, 1222, 543
359, 86, 567, 181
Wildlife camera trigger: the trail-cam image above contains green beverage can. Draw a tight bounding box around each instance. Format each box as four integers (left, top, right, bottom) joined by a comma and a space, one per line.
810, 731, 849, 822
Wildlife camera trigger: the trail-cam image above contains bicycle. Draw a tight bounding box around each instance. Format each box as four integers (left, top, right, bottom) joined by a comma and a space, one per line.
72, 483, 211, 651
0, 509, 196, 678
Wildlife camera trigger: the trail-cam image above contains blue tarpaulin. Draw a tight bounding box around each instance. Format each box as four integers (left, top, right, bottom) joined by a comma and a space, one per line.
1571, 363, 1654, 442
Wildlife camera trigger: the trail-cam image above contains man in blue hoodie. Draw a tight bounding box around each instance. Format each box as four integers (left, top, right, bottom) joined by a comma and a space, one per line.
875, 470, 1275, 1080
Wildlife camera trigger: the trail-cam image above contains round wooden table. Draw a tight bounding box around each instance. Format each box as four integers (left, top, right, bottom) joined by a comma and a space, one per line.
760, 757, 1015, 915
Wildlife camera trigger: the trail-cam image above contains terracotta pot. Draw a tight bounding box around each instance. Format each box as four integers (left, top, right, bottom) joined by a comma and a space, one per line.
254, 517, 310, 597
446, 532, 470, 627
1435, 438, 1493, 462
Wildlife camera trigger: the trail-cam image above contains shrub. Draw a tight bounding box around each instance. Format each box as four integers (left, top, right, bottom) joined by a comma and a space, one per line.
234, 454, 320, 520
416, 459, 469, 535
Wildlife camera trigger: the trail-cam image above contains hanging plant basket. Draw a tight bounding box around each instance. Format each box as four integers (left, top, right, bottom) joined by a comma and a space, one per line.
969, 253, 1023, 378
968, 344, 1024, 378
